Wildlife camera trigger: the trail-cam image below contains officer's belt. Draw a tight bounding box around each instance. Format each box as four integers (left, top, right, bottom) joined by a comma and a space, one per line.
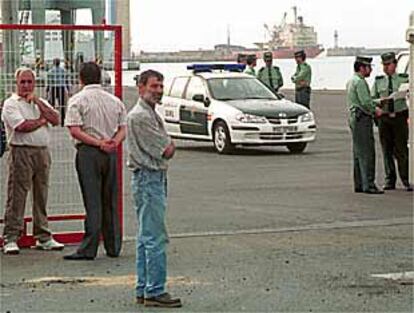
352, 106, 372, 117
380, 109, 408, 118
295, 85, 311, 91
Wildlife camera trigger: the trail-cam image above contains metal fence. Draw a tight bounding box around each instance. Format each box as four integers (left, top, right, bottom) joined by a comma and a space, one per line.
0, 23, 123, 246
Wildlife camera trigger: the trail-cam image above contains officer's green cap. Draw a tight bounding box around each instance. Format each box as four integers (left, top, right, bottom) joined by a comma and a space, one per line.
355, 56, 373, 65
237, 53, 247, 63
294, 50, 306, 58
380, 52, 396, 65
263, 51, 273, 60
246, 54, 257, 63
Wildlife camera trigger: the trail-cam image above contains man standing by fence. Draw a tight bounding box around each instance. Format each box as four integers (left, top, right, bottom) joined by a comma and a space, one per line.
127, 70, 182, 308
1, 67, 64, 254
47, 58, 70, 126
64, 62, 126, 261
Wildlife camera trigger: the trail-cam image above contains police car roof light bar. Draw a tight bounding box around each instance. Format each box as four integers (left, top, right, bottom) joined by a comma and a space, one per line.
187, 63, 246, 73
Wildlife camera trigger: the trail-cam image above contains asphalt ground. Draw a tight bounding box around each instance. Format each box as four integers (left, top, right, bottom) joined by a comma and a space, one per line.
0, 89, 413, 312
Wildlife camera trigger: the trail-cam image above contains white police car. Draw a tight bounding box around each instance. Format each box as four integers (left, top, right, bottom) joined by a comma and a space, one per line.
158, 64, 317, 154
396, 51, 410, 96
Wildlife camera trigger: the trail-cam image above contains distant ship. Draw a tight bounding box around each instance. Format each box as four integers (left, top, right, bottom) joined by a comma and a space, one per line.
253, 6, 324, 59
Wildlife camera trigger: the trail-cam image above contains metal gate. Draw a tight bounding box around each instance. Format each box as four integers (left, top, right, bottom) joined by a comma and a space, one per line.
0, 23, 123, 247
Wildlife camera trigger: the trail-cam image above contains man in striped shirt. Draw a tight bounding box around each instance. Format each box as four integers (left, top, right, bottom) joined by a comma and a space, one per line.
63, 62, 127, 260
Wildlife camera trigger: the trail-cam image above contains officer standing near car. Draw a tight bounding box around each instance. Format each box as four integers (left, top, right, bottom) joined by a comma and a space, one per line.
257, 51, 284, 93
371, 52, 412, 191
346, 56, 383, 194
291, 50, 312, 108
236, 53, 247, 65
244, 54, 257, 76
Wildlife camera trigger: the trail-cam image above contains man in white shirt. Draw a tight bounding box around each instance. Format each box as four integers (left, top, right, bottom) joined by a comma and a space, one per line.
64, 62, 126, 261
1, 67, 64, 254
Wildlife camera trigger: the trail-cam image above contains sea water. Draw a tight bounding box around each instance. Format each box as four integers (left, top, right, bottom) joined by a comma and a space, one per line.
110, 55, 390, 90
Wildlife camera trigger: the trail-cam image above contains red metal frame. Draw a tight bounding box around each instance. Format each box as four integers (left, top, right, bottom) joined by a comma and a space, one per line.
0, 23, 123, 247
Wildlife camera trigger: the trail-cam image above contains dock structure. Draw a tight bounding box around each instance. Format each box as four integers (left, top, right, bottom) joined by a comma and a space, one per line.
0, 0, 134, 73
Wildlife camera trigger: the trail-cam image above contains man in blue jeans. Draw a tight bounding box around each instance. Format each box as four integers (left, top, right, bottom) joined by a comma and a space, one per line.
127, 70, 181, 308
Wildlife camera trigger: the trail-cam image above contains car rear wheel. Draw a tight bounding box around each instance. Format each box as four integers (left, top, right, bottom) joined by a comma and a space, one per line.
213, 121, 234, 154
287, 142, 307, 154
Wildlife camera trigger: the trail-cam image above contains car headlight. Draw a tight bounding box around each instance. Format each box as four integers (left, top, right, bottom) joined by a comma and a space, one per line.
235, 113, 267, 124
299, 112, 314, 123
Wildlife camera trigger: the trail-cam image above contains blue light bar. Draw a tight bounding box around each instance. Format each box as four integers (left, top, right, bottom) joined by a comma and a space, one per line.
187, 63, 246, 73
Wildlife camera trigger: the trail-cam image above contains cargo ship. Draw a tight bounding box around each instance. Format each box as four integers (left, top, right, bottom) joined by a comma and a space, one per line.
253, 6, 324, 59
138, 7, 324, 63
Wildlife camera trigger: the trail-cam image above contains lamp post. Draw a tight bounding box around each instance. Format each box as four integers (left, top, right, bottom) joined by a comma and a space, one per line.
407, 11, 414, 183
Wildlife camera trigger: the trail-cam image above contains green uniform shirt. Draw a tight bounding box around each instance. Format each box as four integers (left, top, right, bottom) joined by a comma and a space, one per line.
291, 62, 311, 88
244, 66, 256, 76
371, 73, 409, 113
257, 66, 283, 91
346, 73, 376, 116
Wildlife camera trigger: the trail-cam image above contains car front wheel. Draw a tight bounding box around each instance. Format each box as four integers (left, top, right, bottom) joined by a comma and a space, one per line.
213, 121, 234, 154
287, 142, 307, 154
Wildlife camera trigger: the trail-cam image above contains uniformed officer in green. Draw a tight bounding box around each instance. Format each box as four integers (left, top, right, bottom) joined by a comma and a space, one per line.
257, 51, 284, 93
371, 52, 412, 191
244, 54, 257, 76
291, 50, 312, 108
346, 56, 383, 194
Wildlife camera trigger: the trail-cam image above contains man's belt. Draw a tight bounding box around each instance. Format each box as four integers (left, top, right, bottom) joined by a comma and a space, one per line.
9, 144, 47, 149
295, 85, 311, 91
381, 109, 408, 118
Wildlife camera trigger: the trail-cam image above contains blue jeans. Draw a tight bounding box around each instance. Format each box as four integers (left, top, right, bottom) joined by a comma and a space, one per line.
131, 168, 169, 298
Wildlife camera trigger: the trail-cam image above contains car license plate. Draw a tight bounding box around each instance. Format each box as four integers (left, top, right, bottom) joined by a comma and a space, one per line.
273, 126, 297, 133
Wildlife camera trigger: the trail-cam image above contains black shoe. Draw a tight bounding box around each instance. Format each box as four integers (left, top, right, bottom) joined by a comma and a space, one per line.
144, 293, 182, 308
106, 253, 119, 258
364, 187, 384, 194
404, 184, 413, 192
63, 252, 94, 261
354, 188, 363, 193
383, 184, 395, 190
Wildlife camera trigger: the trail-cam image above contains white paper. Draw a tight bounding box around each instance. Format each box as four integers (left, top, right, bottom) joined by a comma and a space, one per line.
389, 90, 407, 101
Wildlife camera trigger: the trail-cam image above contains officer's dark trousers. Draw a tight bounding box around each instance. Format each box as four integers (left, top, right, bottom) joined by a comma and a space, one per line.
49, 86, 66, 126
295, 87, 311, 108
378, 110, 409, 186
351, 112, 376, 191
75, 144, 122, 258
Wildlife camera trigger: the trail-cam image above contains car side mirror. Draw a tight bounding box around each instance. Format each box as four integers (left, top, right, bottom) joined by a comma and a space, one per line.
192, 94, 205, 102
192, 94, 210, 107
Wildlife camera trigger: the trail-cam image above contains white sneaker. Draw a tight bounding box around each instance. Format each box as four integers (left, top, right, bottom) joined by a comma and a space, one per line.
35, 238, 64, 250
3, 241, 20, 254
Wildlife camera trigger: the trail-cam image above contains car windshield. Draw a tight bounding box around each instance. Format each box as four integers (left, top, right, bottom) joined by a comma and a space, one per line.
207, 77, 278, 101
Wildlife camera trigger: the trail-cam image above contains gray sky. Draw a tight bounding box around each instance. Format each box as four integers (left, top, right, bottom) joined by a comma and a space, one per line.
127, 0, 413, 52
74, 0, 413, 52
